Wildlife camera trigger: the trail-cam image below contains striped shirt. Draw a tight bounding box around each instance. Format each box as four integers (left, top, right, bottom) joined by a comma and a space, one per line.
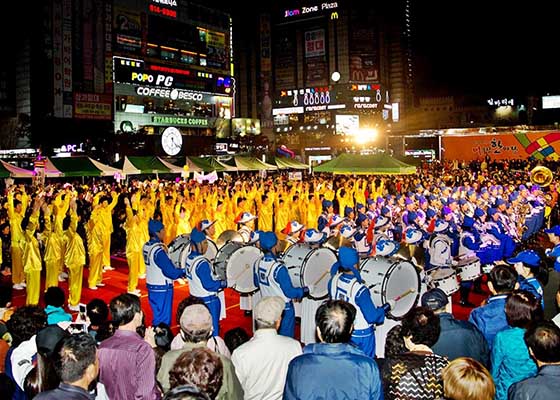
98, 329, 160, 400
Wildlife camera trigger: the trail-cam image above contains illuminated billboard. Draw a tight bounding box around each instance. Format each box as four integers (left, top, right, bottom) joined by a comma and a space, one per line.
232, 118, 261, 136
543, 96, 560, 109
335, 115, 359, 135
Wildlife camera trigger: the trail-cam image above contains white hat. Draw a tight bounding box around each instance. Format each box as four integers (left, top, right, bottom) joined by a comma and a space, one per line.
304, 229, 327, 244
375, 215, 390, 229
198, 219, 216, 231
376, 240, 400, 257
329, 214, 346, 227
282, 221, 305, 235
235, 212, 257, 224
405, 229, 424, 244
434, 220, 449, 233
340, 225, 356, 239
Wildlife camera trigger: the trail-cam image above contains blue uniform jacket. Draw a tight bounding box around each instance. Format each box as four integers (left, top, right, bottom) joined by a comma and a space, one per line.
190, 250, 226, 292
468, 294, 509, 348
149, 238, 185, 281
283, 343, 383, 400
253, 253, 305, 300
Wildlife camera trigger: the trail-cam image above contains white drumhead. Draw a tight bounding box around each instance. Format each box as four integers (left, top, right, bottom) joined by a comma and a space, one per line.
281, 243, 314, 288
360, 257, 420, 320
168, 234, 191, 268
214, 242, 244, 281
226, 246, 263, 294
301, 248, 337, 299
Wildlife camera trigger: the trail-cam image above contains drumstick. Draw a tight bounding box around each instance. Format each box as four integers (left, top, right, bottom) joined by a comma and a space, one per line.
392, 287, 416, 302
313, 270, 330, 286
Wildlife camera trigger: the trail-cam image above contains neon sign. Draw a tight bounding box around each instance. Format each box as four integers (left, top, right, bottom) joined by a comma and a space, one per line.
284, 2, 338, 18
149, 0, 177, 19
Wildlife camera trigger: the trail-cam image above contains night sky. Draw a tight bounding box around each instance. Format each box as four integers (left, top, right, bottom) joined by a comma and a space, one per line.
414, 0, 560, 98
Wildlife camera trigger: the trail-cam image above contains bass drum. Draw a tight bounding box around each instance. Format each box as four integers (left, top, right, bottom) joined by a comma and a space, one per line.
281, 243, 337, 300
226, 246, 263, 294
359, 257, 420, 320
214, 242, 244, 281
168, 234, 218, 269
168, 234, 191, 269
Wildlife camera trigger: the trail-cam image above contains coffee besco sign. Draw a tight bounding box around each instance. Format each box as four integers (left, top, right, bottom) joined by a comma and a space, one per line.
136, 86, 204, 101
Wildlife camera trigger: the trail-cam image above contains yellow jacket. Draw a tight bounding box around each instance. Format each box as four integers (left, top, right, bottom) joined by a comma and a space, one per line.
64, 211, 86, 267
23, 211, 41, 273
7, 190, 28, 248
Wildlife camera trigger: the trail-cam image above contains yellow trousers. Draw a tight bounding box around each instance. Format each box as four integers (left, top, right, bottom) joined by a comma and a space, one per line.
25, 270, 41, 305
139, 254, 146, 277
67, 264, 84, 307
88, 252, 104, 289
45, 260, 63, 289
126, 250, 142, 292
102, 236, 111, 267
11, 246, 24, 285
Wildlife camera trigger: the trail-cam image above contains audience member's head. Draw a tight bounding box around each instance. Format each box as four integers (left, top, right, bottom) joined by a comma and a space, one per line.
421, 288, 450, 314
224, 328, 250, 354
163, 385, 210, 400
55, 333, 98, 388
505, 290, 543, 329
385, 325, 407, 357
176, 296, 205, 325
254, 296, 284, 331
44, 287, 65, 308
315, 300, 356, 344
524, 321, 560, 365
168, 348, 223, 400
24, 326, 69, 397
6, 306, 47, 347
109, 293, 142, 329
0, 373, 15, 399
180, 305, 213, 343
154, 323, 174, 351
442, 357, 495, 400
401, 307, 441, 348
86, 298, 109, 328
488, 265, 518, 295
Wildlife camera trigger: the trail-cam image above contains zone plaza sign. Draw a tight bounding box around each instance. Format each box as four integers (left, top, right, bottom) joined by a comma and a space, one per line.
283, 2, 338, 18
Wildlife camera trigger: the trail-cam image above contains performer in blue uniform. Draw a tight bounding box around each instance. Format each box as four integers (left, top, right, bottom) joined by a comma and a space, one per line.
185, 227, 227, 335
253, 231, 309, 337
143, 219, 187, 326
328, 246, 393, 357
318, 200, 333, 233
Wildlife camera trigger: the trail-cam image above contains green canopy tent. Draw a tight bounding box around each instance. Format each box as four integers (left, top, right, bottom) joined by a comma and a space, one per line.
274, 157, 308, 170
0, 160, 35, 178
187, 156, 230, 172
46, 157, 119, 177
233, 156, 277, 171
313, 153, 416, 175
122, 156, 181, 175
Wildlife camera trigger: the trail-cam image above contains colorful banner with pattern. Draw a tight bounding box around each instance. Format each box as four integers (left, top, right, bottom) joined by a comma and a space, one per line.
442, 131, 560, 161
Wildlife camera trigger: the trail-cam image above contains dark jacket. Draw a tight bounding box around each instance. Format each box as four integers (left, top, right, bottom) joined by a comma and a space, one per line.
34, 383, 94, 400
469, 293, 509, 348
284, 343, 382, 400
432, 312, 490, 367
507, 364, 560, 400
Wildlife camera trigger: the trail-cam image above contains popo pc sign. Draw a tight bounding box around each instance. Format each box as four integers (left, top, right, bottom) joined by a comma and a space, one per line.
131, 72, 173, 87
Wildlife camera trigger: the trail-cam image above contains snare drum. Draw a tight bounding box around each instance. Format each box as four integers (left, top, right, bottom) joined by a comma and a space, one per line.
454, 256, 482, 281
359, 257, 421, 319
281, 243, 338, 300
427, 268, 459, 295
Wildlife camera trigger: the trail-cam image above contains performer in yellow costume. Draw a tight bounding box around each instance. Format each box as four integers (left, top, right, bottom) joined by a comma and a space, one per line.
174, 195, 192, 236
87, 206, 105, 290
7, 186, 28, 289
43, 191, 70, 289
64, 197, 86, 310
93, 191, 119, 273
23, 197, 42, 305
274, 194, 290, 237
124, 197, 144, 295
255, 188, 274, 232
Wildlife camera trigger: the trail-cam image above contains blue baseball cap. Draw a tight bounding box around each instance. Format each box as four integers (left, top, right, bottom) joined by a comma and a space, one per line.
421, 288, 449, 311
260, 231, 278, 250
405, 197, 414, 206
344, 206, 354, 217
356, 212, 368, 225
322, 199, 333, 209
442, 206, 452, 216
487, 208, 498, 217
545, 225, 560, 236
407, 211, 418, 222
381, 206, 390, 216
190, 228, 206, 244
339, 246, 359, 268
474, 207, 485, 218
426, 208, 437, 219
148, 219, 164, 235
462, 215, 475, 228
366, 198, 375, 205
458, 198, 467, 206
507, 250, 541, 267
356, 203, 365, 211
495, 198, 506, 207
